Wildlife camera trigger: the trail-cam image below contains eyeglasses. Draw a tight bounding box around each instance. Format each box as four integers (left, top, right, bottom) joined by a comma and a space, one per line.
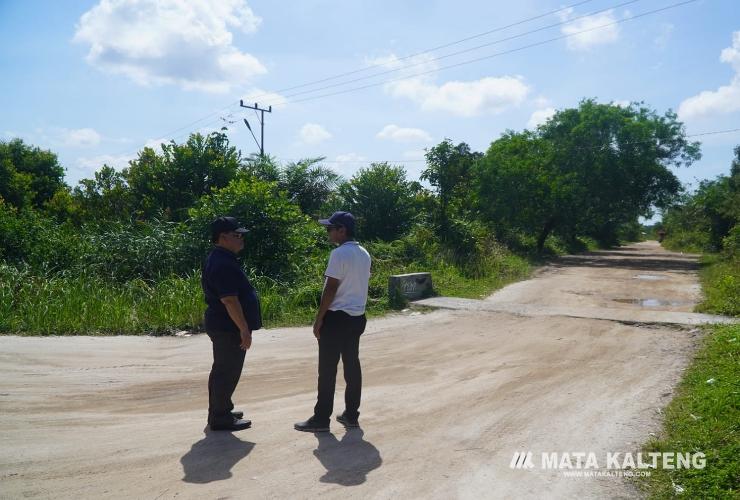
325, 225, 342, 232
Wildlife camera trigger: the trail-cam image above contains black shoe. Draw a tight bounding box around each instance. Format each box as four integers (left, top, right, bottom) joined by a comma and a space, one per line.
294, 417, 330, 432
336, 412, 359, 428
208, 410, 244, 421
210, 418, 252, 431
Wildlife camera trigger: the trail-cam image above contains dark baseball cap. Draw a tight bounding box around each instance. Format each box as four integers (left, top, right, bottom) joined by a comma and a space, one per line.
210, 216, 248, 240
318, 211, 355, 232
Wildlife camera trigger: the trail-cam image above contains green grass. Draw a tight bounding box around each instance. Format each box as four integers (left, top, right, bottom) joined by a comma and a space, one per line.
0, 246, 531, 335
638, 248, 739, 499
696, 255, 740, 317
639, 323, 740, 499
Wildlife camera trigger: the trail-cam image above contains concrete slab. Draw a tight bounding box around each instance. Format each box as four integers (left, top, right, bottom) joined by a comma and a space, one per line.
412, 296, 737, 326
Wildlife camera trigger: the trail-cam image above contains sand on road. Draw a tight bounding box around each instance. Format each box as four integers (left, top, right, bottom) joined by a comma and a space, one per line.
0, 242, 710, 499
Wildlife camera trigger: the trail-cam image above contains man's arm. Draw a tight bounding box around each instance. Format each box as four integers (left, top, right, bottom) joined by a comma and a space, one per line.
220, 295, 252, 350
313, 277, 339, 340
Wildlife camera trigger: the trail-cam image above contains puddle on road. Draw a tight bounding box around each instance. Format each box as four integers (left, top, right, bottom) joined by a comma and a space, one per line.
634, 274, 666, 281
613, 298, 692, 307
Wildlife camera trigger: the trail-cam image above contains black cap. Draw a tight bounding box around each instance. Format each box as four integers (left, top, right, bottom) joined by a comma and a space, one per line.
318, 211, 355, 232
210, 216, 248, 240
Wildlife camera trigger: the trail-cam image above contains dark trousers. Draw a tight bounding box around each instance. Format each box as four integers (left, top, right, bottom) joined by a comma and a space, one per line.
207, 330, 246, 425
314, 310, 367, 424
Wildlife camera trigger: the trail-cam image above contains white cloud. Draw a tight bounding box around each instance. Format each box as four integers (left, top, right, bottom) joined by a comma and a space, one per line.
72, 154, 135, 180
388, 76, 530, 117
612, 100, 631, 108
329, 153, 369, 178
403, 149, 426, 160
334, 153, 367, 163
62, 128, 101, 147
526, 107, 556, 129
241, 88, 288, 109
298, 123, 332, 145
559, 8, 620, 51
678, 31, 740, 120
73, 0, 265, 93
376, 124, 432, 143
369, 53, 529, 117
533, 96, 551, 108
654, 23, 675, 50
77, 154, 133, 171
143, 137, 169, 151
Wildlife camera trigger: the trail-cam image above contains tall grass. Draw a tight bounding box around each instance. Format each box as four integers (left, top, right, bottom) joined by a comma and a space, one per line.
696, 255, 740, 317
0, 237, 531, 335
1, 266, 204, 335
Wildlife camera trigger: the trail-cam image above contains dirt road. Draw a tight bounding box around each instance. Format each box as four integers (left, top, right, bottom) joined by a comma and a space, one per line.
0, 242, 718, 499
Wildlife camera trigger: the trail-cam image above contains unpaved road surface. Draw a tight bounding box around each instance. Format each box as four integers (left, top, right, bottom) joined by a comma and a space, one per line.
0, 242, 714, 499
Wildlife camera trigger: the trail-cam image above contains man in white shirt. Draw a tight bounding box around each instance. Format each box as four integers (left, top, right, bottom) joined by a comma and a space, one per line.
295, 211, 371, 432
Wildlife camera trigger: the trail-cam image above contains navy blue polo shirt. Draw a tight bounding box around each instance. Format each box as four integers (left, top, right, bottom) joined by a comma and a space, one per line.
202, 246, 262, 332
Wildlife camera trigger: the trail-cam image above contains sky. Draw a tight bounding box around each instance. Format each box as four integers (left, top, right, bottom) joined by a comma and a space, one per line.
1, 0, 739, 220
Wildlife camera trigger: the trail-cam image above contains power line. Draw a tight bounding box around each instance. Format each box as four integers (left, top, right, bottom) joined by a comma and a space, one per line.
107, 0, 698, 161
149, 0, 669, 138
274, 0, 643, 102
107, 0, 602, 159
264, 0, 700, 108
248, 0, 600, 99
686, 127, 740, 138
276, 127, 740, 165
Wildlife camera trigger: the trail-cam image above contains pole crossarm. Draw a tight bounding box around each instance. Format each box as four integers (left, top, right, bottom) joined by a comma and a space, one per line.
240, 100, 273, 157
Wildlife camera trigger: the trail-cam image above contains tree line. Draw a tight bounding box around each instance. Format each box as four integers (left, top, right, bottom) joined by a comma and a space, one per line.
1, 99, 705, 285
660, 146, 739, 257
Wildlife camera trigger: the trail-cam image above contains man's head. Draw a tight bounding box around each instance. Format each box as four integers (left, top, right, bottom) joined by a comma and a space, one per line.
211, 216, 248, 253
318, 211, 356, 244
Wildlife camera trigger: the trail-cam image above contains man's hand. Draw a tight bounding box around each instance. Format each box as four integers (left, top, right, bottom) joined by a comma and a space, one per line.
313, 276, 339, 341
313, 318, 322, 340
240, 329, 252, 350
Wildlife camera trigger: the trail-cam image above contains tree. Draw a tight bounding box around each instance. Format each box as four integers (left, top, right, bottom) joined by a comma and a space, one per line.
188, 176, 318, 279
279, 158, 341, 217
123, 132, 241, 221
242, 153, 281, 183
422, 140, 482, 237
538, 100, 699, 245
662, 145, 740, 252
73, 165, 132, 221
476, 100, 700, 251
339, 163, 417, 241
474, 130, 565, 250
0, 139, 66, 210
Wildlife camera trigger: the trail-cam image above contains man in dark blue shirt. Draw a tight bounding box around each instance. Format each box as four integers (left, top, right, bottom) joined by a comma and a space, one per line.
201, 216, 262, 431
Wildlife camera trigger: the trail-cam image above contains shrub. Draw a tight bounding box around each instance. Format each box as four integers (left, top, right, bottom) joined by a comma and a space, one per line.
188, 176, 325, 282
0, 201, 87, 273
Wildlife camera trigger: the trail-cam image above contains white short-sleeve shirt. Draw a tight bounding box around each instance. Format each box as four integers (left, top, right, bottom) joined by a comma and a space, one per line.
324, 241, 371, 316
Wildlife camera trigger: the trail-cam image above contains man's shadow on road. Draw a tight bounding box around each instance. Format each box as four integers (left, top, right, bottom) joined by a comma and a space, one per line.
181, 427, 255, 484
313, 429, 382, 486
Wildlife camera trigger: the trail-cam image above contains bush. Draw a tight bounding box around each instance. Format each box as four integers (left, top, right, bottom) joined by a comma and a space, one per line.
188, 176, 325, 282
721, 225, 740, 260
696, 256, 740, 317
0, 201, 87, 273
339, 163, 418, 241
82, 220, 199, 281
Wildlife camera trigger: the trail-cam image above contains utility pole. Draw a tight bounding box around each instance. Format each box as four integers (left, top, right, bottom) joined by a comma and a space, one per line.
240, 100, 272, 157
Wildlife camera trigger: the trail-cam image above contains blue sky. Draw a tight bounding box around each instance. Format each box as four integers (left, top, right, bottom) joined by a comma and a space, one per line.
1, 0, 739, 216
